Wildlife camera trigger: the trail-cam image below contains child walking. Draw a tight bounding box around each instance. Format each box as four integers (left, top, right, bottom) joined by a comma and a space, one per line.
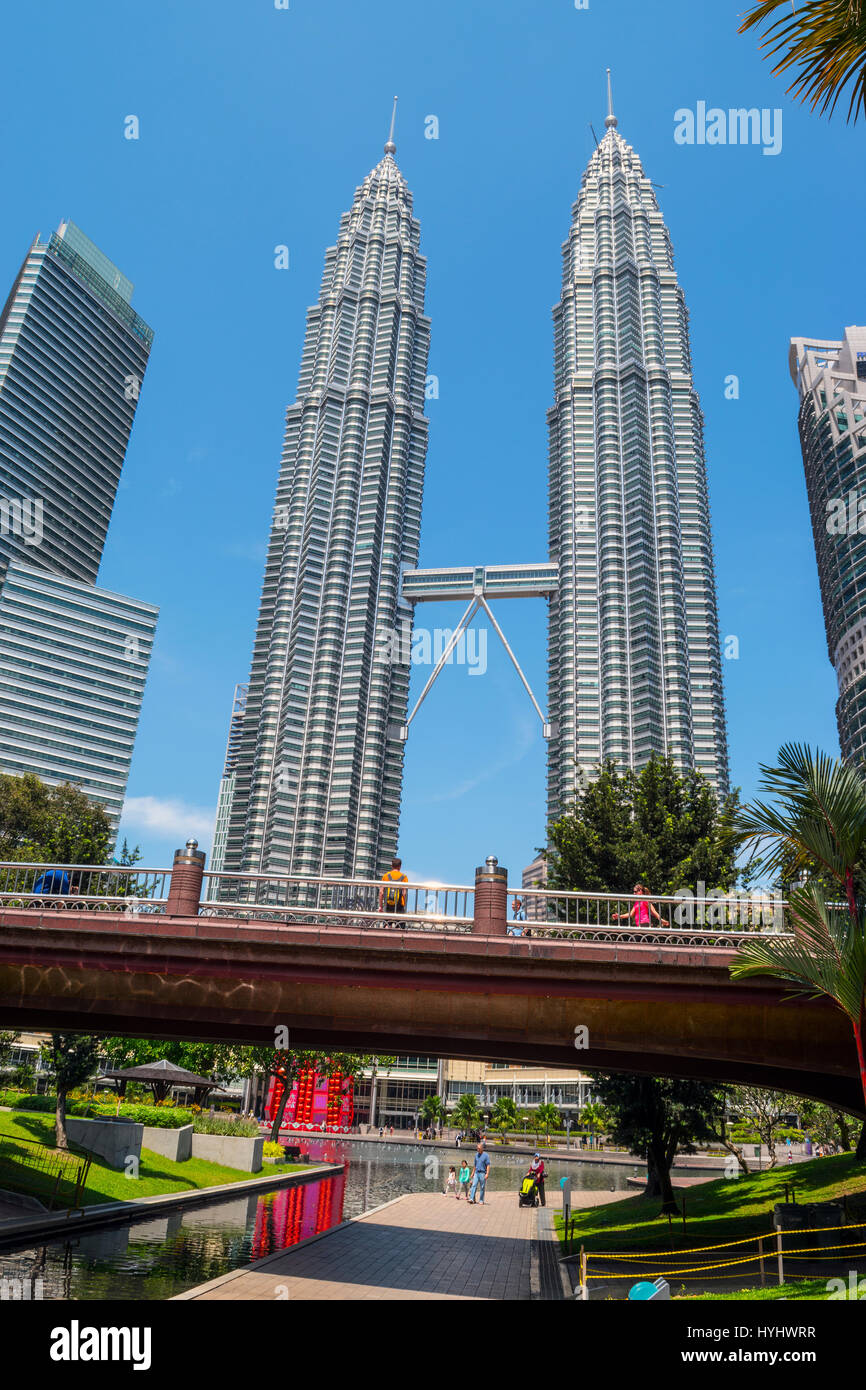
444, 1165, 457, 1197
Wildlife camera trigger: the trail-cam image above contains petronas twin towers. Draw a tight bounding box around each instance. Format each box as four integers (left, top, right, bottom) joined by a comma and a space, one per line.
219, 84, 729, 883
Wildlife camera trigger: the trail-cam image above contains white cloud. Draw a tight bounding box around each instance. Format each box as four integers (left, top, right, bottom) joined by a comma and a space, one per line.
120, 796, 215, 844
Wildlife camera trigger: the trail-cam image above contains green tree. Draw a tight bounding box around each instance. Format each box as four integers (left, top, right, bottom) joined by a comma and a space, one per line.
727, 1086, 804, 1168
452, 1092, 482, 1136
547, 755, 739, 899
595, 1075, 723, 1214
0, 1030, 19, 1073
578, 1100, 610, 1143
491, 1096, 519, 1137
41, 1033, 100, 1149
536, 1102, 560, 1147
741, 0, 866, 124
0, 773, 113, 866
731, 746, 866, 1147
100, 1038, 230, 1080
420, 1094, 447, 1135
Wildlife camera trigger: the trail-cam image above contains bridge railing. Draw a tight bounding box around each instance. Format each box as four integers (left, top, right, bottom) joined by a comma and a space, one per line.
510, 888, 793, 944
0, 861, 169, 913
201, 870, 475, 933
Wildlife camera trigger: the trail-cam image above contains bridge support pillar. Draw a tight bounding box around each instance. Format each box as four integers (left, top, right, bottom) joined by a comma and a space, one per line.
474, 855, 508, 935
166, 838, 206, 917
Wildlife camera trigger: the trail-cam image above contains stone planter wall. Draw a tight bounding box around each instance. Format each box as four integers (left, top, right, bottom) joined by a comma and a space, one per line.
142, 1124, 193, 1163
190, 1133, 264, 1173
65, 1117, 142, 1172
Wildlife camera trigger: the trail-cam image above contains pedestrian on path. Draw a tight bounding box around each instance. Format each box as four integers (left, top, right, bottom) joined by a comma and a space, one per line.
444, 1166, 457, 1196
457, 1159, 471, 1199
529, 1152, 546, 1207
469, 1142, 491, 1205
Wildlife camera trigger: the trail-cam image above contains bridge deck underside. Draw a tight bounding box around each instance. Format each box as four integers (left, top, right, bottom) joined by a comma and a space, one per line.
0, 910, 860, 1115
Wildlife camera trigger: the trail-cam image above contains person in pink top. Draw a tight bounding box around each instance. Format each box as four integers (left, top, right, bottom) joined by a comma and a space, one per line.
613, 883, 669, 927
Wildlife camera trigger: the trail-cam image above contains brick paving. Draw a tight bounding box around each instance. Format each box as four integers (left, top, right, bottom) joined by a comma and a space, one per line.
180, 1191, 537, 1301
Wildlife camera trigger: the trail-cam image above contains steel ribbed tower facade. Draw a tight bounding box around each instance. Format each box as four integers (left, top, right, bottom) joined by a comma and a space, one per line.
223, 130, 431, 879
547, 87, 729, 815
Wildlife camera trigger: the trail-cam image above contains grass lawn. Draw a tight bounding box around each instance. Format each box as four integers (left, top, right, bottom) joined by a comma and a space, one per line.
0, 1109, 307, 1209
679, 1279, 835, 1301
556, 1156, 866, 1301
556, 1153, 866, 1255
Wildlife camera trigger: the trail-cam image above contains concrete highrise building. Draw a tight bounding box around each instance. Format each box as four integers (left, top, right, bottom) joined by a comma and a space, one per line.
790, 326, 866, 764
223, 114, 431, 879
0, 220, 153, 584
0, 220, 156, 836
0, 563, 157, 831
209, 684, 248, 888
546, 79, 729, 815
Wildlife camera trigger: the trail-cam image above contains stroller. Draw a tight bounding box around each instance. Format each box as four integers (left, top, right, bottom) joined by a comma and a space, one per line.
518, 1171, 539, 1208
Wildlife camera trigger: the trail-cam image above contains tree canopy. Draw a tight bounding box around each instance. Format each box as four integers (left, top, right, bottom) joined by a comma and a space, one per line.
546, 755, 740, 897
0, 772, 113, 865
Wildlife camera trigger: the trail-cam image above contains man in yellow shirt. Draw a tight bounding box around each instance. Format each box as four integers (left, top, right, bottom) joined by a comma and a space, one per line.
379, 857, 409, 918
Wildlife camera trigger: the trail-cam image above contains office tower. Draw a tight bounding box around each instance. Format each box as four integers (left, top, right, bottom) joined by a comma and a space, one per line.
223, 118, 431, 879
0, 221, 156, 834
546, 79, 729, 816
790, 326, 866, 763
209, 684, 249, 887
0, 220, 153, 583
0, 562, 157, 832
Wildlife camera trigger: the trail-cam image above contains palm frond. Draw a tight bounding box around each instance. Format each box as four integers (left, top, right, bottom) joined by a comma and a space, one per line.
740, 1, 866, 124
731, 882, 866, 1023
734, 743, 866, 887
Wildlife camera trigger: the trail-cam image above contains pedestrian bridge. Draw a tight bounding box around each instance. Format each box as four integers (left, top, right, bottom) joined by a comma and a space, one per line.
0, 849, 860, 1116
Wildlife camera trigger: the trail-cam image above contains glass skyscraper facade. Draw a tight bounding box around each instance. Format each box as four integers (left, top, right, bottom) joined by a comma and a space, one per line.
790, 326, 866, 765
0, 221, 153, 584
0, 562, 157, 831
0, 220, 156, 835
546, 91, 729, 814
222, 131, 431, 879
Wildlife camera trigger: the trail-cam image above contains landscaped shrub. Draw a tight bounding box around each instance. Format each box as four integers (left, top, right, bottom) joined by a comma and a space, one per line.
192, 1113, 259, 1137
96, 1104, 193, 1129
263, 1141, 285, 1157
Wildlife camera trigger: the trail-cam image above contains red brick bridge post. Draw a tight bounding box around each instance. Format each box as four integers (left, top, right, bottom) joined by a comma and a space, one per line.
473, 855, 508, 935
166, 838, 206, 918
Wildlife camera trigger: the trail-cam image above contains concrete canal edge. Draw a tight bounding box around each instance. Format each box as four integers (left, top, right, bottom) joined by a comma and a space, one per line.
0, 1161, 344, 1251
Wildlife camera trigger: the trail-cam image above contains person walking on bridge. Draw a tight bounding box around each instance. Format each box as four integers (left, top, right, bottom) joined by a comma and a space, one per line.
613, 883, 669, 928
379, 857, 408, 918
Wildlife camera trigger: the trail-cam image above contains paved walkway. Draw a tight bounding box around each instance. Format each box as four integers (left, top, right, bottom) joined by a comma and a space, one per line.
178, 1191, 541, 1301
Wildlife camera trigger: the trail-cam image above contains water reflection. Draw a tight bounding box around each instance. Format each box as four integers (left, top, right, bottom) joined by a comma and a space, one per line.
0, 1140, 632, 1301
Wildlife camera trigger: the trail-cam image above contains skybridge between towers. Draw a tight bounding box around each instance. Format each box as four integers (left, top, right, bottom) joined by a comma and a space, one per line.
399, 562, 559, 741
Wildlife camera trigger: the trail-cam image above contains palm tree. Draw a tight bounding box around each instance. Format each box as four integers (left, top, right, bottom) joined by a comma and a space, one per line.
420, 1093, 447, 1136
536, 1102, 560, 1147
491, 1095, 518, 1138
740, 1, 866, 124
731, 883, 866, 1118
731, 746, 866, 1127
452, 1092, 482, 1136
579, 1101, 609, 1145
735, 743, 866, 920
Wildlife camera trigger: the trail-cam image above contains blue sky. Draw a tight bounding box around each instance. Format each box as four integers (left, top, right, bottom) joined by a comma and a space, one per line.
0, 0, 858, 883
